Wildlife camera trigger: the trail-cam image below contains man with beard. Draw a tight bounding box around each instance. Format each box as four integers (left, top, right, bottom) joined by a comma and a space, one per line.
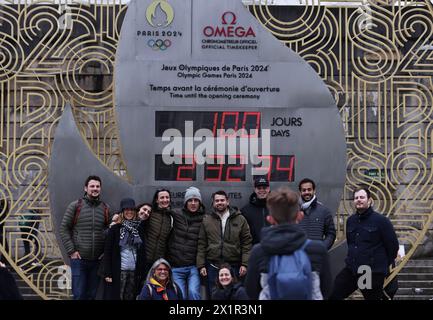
245, 187, 332, 300
167, 187, 205, 300
330, 186, 399, 300
241, 176, 271, 245
197, 190, 252, 299
298, 178, 336, 250
60, 175, 111, 300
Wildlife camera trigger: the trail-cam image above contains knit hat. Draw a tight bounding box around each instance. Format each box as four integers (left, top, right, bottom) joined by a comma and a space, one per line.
120, 198, 136, 211
184, 187, 202, 205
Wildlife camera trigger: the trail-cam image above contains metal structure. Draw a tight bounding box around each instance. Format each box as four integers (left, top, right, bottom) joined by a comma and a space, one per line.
0, 0, 432, 299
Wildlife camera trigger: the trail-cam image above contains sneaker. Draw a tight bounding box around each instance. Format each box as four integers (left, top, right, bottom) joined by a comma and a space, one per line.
31, 262, 42, 267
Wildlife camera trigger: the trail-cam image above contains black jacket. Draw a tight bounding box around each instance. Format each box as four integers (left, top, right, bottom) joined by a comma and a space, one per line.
241, 193, 270, 245
298, 198, 336, 250
245, 224, 332, 300
144, 208, 173, 263
103, 221, 147, 299
0, 267, 22, 300
167, 206, 205, 267
211, 282, 250, 300
345, 206, 399, 275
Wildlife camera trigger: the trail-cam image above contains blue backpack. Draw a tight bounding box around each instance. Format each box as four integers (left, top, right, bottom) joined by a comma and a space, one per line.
268, 239, 312, 300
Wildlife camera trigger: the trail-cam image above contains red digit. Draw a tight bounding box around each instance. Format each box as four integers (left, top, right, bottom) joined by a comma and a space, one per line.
276, 155, 295, 182
212, 112, 219, 137
241, 112, 260, 138
220, 112, 239, 137
205, 155, 224, 181
176, 155, 195, 181
226, 155, 245, 182
253, 155, 272, 181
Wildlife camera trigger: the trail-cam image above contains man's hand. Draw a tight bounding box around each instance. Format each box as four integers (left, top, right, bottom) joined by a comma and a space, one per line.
105, 277, 112, 283
239, 266, 247, 277
200, 267, 207, 277
0, 261, 5, 268
70, 251, 81, 259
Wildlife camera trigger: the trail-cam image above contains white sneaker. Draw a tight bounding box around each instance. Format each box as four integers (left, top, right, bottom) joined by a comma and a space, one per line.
31, 262, 42, 267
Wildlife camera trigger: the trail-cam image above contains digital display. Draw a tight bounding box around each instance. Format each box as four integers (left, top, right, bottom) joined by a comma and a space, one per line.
253, 155, 295, 182
155, 154, 295, 182
155, 111, 261, 137
155, 155, 196, 181
204, 155, 246, 182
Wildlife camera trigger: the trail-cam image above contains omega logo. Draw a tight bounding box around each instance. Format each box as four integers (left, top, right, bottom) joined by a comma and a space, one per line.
203, 11, 256, 38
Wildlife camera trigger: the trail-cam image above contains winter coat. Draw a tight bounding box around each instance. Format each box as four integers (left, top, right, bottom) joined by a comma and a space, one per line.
60, 195, 110, 260
197, 207, 252, 269
241, 193, 270, 245
345, 206, 399, 275
0, 266, 23, 300
211, 282, 250, 300
298, 198, 336, 250
167, 206, 205, 267
245, 223, 332, 300
144, 208, 173, 264
103, 221, 147, 299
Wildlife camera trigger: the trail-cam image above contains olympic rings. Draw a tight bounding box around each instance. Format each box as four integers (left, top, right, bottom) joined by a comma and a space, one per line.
147, 39, 172, 51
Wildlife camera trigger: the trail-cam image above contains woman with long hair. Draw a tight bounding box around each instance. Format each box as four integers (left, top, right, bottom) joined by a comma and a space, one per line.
211, 263, 249, 300
137, 258, 182, 300
103, 198, 146, 300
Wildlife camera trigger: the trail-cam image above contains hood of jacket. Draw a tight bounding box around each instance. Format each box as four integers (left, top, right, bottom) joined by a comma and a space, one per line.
182, 205, 206, 221
210, 206, 240, 219
249, 192, 267, 208
83, 194, 101, 207
260, 223, 307, 255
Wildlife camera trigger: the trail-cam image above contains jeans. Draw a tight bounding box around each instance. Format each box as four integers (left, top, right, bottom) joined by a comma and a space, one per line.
120, 270, 136, 300
172, 266, 201, 300
70, 258, 100, 300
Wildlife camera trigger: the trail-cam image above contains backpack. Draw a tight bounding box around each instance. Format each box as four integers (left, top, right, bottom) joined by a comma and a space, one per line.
268, 239, 312, 300
73, 198, 110, 226
146, 282, 179, 300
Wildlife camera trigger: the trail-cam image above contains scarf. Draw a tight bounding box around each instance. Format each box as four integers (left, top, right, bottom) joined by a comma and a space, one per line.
119, 220, 142, 248
149, 277, 169, 300
301, 195, 316, 211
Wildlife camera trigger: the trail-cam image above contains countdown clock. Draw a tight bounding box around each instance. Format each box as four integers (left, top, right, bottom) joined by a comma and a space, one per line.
114, 0, 346, 212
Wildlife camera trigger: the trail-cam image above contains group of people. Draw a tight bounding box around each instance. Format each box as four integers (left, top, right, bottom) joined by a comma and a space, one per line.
43, 174, 399, 300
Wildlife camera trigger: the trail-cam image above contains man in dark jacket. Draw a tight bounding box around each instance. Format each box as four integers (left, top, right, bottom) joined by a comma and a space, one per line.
241, 176, 271, 245
298, 178, 336, 250
167, 186, 205, 300
197, 190, 252, 299
0, 262, 23, 300
330, 186, 399, 300
60, 175, 111, 300
245, 187, 332, 300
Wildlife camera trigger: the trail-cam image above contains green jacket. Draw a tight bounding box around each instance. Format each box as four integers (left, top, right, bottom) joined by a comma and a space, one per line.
196, 207, 252, 269
60, 196, 110, 260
